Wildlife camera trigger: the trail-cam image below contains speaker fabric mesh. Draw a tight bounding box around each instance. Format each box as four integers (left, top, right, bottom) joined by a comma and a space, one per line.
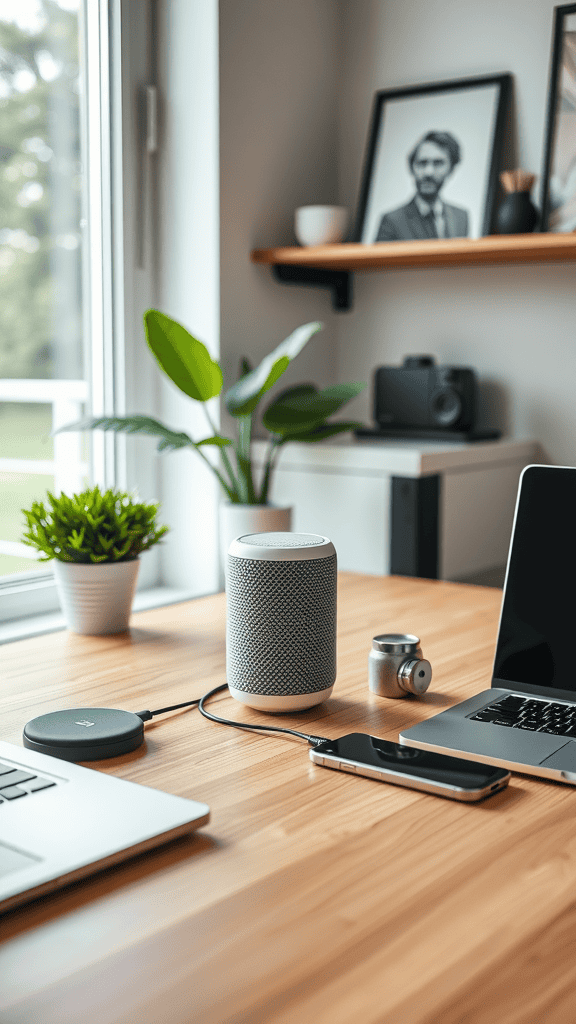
226, 553, 337, 696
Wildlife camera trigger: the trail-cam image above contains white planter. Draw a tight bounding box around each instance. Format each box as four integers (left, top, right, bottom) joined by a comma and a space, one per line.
219, 503, 292, 583
53, 559, 140, 635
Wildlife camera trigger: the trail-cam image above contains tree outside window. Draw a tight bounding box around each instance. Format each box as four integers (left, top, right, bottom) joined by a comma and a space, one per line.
0, 0, 86, 579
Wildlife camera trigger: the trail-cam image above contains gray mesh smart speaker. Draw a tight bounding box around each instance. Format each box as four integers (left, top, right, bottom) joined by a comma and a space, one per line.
226, 532, 337, 711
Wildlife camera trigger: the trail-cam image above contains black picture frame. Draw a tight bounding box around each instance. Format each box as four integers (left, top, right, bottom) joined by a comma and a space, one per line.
540, 3, 576, 232
353, 73, 511, 244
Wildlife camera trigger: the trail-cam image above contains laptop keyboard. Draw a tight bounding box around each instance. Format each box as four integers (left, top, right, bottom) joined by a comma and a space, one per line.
0, 761, 57, 803
471, 695, 576, 737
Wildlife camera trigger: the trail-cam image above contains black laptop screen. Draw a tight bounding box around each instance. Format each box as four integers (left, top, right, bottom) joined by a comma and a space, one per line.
493, 465, 576, 695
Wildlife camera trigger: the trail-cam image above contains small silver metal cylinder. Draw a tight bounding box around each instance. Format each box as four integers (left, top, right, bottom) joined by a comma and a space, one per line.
368, 633, 432, 698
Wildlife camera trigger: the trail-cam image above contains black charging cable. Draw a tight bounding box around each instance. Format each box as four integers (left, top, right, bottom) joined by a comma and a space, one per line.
135, 698, 203, 721
136, 683, 329, 747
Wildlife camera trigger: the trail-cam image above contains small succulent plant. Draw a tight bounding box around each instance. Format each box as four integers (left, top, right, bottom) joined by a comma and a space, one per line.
22, 486, 169, 564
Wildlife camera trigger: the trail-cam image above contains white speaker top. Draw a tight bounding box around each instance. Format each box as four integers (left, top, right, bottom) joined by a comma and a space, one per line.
228, 532, 335, 562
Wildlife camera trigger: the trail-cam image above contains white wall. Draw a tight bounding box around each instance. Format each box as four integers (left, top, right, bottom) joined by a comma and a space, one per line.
219, 0, 341, 437
155, 0, 574, 593
338, 0, 574, 463
154, 0, 342, 594
218, 0, 576, 462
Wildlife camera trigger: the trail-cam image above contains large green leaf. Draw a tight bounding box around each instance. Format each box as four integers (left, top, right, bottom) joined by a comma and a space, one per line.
228, 355, 289, 418
263, 381, 365, 436
55, 415, 230, 455
224, 321, 323, 417
278, 420, 364, 443
195, 435, 232, 448
269, 383, 318, 403
144, 309, 223, 402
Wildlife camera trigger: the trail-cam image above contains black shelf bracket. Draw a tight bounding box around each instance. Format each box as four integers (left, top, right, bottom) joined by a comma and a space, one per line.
272, 264, 353, 311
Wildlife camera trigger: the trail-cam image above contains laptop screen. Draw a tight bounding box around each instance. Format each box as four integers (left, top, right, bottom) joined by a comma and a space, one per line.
493, 465, 576, 699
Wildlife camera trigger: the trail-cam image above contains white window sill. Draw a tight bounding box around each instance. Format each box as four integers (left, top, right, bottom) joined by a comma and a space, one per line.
0, 587, 205, 645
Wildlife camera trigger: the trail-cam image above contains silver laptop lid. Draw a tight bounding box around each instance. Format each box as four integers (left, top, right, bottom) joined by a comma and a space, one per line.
492, 464, 576, 702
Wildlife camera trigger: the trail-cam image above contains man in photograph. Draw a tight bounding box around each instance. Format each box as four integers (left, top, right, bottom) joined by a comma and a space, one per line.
375, 130, 469, 241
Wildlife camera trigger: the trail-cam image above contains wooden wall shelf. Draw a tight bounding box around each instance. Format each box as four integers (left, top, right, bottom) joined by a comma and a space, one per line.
251, 233, 576, 311
251, 233, 576, 273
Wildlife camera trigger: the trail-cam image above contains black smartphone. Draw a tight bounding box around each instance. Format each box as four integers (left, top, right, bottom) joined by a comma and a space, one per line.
310, 733, 510, 801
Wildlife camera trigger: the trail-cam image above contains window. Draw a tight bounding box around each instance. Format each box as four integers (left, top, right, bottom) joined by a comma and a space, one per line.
0, 0, 130, 629
0, 0, 87, 588
0, 0, 221, 637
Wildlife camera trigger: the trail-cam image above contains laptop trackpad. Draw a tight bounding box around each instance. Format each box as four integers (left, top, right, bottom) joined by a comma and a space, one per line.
402, 714, 567, 764
540, 742, 576, 773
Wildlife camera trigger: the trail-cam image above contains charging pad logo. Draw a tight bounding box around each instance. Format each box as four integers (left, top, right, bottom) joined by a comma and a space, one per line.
75, 720, 95, 728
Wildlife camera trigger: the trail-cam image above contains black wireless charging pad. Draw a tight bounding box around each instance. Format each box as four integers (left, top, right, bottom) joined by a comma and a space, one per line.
23, 708, 144, 762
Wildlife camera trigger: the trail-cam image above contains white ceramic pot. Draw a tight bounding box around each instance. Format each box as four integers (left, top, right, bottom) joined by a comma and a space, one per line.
219, 503, 292, 584
53, 559, 140, 635
294, 205, 349, 246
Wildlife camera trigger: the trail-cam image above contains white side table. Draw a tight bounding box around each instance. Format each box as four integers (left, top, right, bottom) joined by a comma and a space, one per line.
252, 437, 539, 581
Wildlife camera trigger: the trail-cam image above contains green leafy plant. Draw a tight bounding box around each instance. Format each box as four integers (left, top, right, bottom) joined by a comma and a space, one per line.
22, 486, 169, 564
57, 311, 366, 505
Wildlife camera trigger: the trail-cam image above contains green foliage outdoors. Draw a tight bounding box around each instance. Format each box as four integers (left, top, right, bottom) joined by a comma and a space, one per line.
0, 405, 54, 576
21, 486, 169, 563
58, 311, 366, 505
0, 1, 81, 379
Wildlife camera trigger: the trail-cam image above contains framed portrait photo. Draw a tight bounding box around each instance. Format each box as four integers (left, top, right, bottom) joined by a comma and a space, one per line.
354, 74, 511, 244
541, 3, 576, 232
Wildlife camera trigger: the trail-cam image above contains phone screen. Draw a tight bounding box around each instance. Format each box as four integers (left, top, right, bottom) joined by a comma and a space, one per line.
314, 734, 508, 790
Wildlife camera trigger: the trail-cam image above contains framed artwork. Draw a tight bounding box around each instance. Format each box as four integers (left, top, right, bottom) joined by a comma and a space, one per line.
354, 74, 511, 243
541, 3, 576, 232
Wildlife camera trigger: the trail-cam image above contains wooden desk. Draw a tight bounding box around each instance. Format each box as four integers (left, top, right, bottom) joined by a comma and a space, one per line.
1, 574, 575, 1024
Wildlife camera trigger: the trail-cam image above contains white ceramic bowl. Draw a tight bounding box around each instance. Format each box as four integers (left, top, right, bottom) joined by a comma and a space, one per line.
294, 205, 349, 246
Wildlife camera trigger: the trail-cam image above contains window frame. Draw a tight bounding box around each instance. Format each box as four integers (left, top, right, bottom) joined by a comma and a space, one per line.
0, 0, 157, 627
0, 0, 223, 638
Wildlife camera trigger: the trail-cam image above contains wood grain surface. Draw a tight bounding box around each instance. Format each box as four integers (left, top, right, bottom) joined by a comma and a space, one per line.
1, 573, 575, 1024
250, 232, 576, 271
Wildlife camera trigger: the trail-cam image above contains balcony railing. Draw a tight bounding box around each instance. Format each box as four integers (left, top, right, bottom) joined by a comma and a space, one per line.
0, 379, 89, 562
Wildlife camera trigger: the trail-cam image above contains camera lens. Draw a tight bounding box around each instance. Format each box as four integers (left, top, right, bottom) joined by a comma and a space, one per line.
431, 387, 461, 426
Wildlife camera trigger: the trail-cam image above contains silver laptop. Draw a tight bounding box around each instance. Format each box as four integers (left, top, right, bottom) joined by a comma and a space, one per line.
0, 739, 209, 913
400, 464, 576, 785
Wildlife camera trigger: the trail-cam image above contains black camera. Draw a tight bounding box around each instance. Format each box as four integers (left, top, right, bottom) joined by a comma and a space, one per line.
374, 356, 477, 432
